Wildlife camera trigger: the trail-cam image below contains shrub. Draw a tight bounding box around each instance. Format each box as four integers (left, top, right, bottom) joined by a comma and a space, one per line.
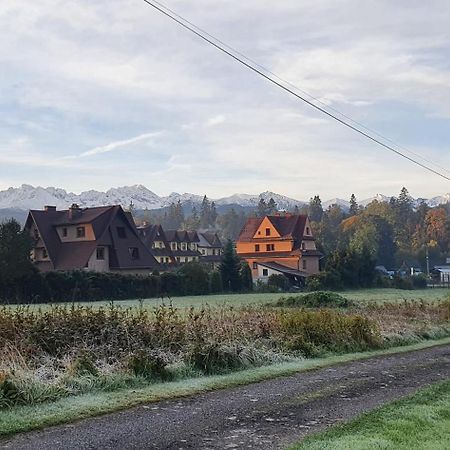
68, 351, 99, 377
277, 309, 382, 355
275, 291, 354, 309
128, 350, 173, 381
268, 274, 289, 291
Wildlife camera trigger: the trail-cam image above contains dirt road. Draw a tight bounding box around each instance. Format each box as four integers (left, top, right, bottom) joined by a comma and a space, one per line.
2, 344, 450, 450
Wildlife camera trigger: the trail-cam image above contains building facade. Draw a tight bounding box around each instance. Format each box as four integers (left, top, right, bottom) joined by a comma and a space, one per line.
25, 204, 159, 274
236, 214, 321, 284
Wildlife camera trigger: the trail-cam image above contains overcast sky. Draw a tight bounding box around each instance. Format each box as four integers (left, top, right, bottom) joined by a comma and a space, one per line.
1, 0, 450, 200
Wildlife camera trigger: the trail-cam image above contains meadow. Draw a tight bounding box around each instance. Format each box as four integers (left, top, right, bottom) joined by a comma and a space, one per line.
5, 287, 449, 311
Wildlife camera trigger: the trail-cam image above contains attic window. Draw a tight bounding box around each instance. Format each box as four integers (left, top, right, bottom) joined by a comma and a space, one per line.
42, 248, 48, 259
129, 247, 140, 260
306, 227, 310, 235
117, 227, 126, 238
34, 229, 39, 240
76, 227, 85, 238
265, 228, 271, 236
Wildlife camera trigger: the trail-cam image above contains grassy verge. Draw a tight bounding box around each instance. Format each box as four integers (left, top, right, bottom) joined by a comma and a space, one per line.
290, 377, 450, 450
1, 337, 450, 438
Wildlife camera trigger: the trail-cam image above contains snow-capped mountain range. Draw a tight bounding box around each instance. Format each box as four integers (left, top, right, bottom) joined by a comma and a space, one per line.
0, 184, 449, 212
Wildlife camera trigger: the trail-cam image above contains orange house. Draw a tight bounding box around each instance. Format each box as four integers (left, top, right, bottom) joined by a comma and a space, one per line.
236, 214, 321, 284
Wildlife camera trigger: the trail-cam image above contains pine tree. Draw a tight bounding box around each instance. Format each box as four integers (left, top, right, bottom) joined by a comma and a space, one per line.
200, 195, 211, 228
267, 198, 278, 215
220, 240, 242, 291
210, 201, 218, 225
256, 198, 268, 217
349, 194, 358, 216
240, 262, 253, 291
0, 219, 34, 288
309, 195, 323, 222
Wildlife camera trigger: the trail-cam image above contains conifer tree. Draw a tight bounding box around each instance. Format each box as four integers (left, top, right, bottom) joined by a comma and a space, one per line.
220, 240, 242, 291
349, 194, 358, 216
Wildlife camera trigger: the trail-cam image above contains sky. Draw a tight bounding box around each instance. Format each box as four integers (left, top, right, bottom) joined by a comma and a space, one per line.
1, 0, 450, 201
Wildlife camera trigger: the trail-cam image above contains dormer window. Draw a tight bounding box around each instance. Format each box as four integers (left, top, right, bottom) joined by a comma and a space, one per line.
76, 226, 85, 238
265, 228, 271, 236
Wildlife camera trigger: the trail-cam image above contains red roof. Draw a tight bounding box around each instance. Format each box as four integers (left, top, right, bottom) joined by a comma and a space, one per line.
237, 215, 308, 242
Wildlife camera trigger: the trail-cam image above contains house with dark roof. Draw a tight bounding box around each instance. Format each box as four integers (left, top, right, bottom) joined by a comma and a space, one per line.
197, 232, 223, 269
137, 223, 174, 265
236, 213, 321, 284
25, 204, 159, 274
164, 230, 202, 264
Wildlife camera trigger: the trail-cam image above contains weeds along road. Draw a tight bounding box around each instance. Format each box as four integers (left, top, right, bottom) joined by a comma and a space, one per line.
2, 344, 450, 450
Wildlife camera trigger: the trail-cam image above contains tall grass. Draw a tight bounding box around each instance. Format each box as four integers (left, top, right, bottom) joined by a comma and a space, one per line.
1, 299, 449, 409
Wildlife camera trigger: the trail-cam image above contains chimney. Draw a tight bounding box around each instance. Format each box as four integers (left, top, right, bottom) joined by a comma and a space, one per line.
68, 203, 82, 220
44, 205, 57, 212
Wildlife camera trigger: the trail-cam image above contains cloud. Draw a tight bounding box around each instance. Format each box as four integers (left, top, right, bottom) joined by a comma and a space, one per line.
206, 115, 226, 127
75, 131, 164, 158
1, 0, 450, 199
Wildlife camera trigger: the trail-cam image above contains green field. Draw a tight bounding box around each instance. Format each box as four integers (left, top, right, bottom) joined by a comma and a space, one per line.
290, 378, 450, 450
8, 287, 449, 311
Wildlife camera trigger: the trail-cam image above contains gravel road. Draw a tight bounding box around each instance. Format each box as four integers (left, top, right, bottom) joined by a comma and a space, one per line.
2, 344, 450, 450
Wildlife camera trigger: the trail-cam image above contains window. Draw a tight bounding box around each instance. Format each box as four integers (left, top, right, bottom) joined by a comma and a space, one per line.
266, 244, 275, 251
301, 242, 305, 250
262, 268, 269, 276
302, 259, 307, 270
181, 243, 187, 251
265, 228, 271, 236
62, 227, 67, 237
255, 244, 260, 252
257, 231, 261, 235
306, 227, 310, 235
171, 242, 177, 251
176, 257, 180, 262
165, 257, 170, 263
253, 262, 258, 269
202, 249, 206, 255
42, 248, 48, 259
76, 226, 85, 238
34, 229, 39, 240
96, 247, 105, 260
129, 247, 139, 260
117, 227, 126, 238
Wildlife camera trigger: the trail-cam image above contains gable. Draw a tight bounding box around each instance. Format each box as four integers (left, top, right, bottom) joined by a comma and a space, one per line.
253, 216, 281, 239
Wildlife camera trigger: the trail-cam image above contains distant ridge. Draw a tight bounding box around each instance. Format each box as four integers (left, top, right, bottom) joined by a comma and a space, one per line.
0, 184, 449, 213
